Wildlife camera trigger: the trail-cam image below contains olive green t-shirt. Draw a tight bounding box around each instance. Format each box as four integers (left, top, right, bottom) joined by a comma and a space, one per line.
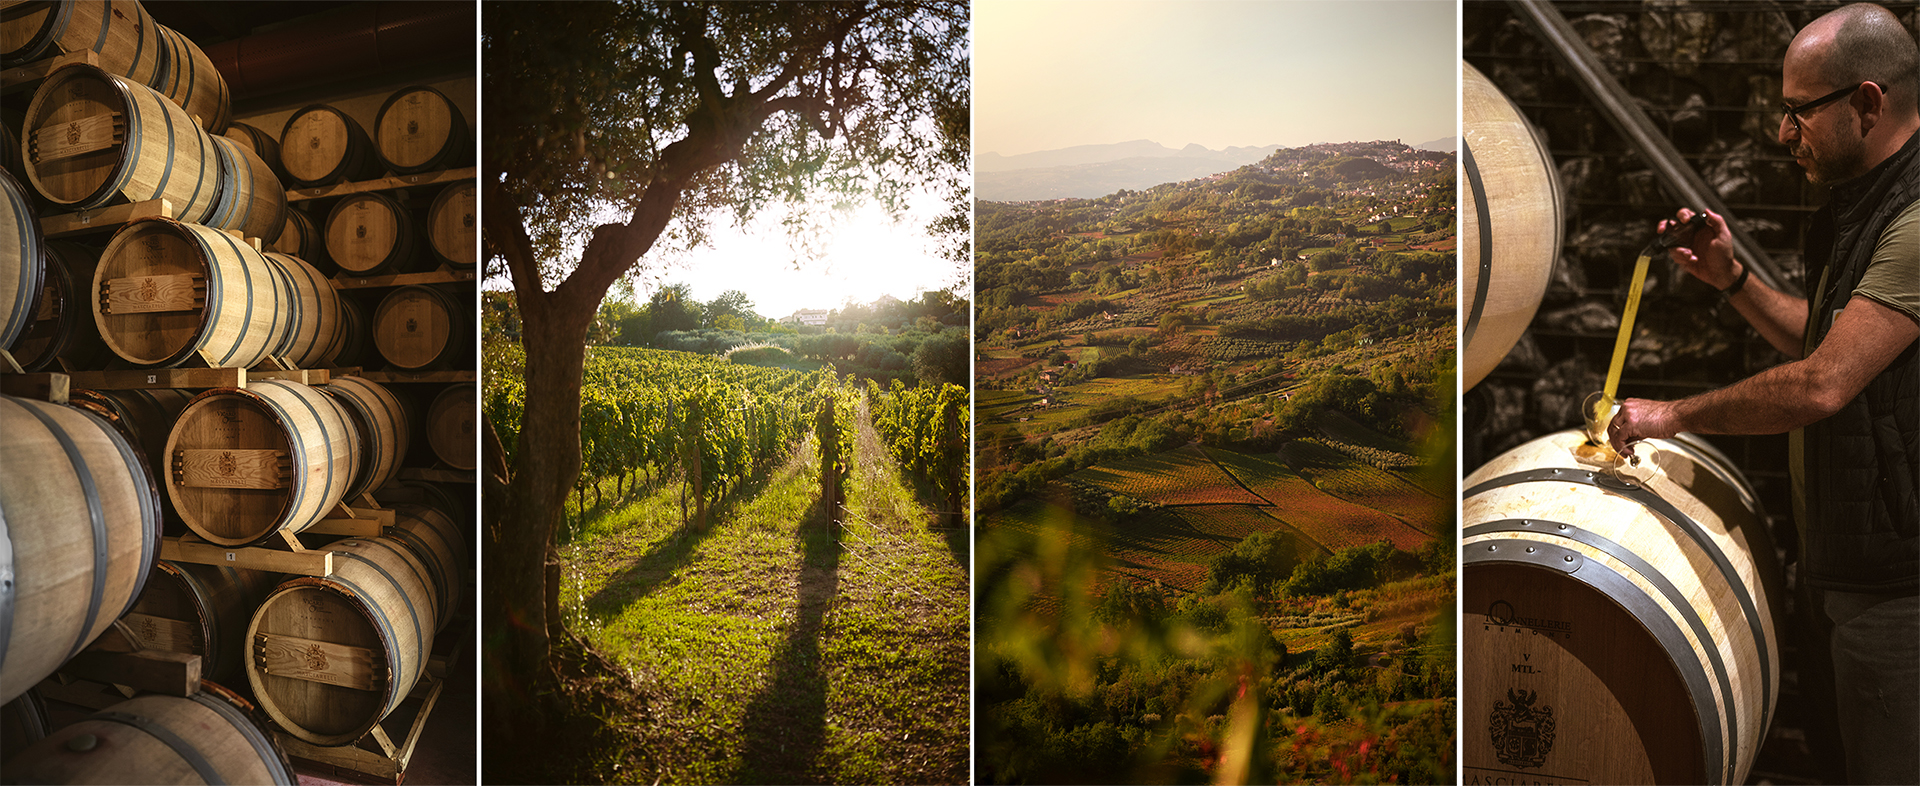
1790, 197, 1920, 531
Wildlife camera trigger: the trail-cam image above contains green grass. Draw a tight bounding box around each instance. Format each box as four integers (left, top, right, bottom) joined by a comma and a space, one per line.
559, 405, 968, 784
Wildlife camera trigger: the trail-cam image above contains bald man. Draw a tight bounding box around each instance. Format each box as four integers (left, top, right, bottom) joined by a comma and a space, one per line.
1607, 4, 1919, 782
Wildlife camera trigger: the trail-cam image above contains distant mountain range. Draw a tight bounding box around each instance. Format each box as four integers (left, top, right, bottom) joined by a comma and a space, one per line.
975, 139, 1284, 201
1413, 136, 1457, 153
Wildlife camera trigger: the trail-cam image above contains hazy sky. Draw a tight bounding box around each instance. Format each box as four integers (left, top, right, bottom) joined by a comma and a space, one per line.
976, 0, 1457, 156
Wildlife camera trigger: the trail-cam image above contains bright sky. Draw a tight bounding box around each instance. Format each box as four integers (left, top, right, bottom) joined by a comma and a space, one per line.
975, 0, 1457, 156
632, 187, 959, 321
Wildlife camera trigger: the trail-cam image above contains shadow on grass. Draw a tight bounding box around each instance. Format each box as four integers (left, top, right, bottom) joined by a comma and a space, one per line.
733, 493, 843, 784
578, 464, 785, 617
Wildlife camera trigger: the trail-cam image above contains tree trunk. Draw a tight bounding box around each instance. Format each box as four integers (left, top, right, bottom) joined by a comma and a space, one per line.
483, 296, 593, 731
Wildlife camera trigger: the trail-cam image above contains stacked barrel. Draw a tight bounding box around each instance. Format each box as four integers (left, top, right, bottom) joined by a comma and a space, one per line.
2, 1, 474, 780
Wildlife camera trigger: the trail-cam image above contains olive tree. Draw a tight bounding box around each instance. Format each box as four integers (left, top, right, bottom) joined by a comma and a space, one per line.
481, 0, 967, 727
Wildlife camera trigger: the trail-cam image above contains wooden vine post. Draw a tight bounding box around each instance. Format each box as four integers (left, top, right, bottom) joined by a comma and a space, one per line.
684, 395, 706, 531
944, 393, 965, 530
817, 396, 841, 537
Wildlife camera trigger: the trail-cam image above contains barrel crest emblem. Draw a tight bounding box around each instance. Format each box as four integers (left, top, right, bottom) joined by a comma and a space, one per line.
1490, 687, 1556, 769
305, 643, 328, 672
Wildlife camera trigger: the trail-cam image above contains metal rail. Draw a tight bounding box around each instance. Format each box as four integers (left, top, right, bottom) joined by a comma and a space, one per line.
1509, 0, 1800, 297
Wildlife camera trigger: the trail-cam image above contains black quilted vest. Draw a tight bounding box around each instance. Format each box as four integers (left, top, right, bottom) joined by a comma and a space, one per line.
1800, 129, 1920, 594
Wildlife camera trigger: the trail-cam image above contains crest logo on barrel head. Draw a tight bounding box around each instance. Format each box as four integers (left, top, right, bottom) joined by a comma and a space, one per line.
310, 137, 320, 150
68, 122, 81, 146
218, 451, 236, 476
406, 318, 418, 333
1490, 687, 1556, 769
305, 643, 328, 672
463, 212, 473, 229
140, 278, 157, 302
408, 120, 419, 135
356, 224, 367, 239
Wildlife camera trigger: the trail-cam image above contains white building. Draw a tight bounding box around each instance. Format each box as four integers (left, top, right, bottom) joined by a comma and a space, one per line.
784, 309, 830, 327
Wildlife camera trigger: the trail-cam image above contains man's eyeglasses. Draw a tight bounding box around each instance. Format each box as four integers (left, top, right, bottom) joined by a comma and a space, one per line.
1782, 81, 1884, 133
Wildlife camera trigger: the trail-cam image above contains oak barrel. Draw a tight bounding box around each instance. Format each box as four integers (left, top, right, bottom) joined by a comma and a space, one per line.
124, 560, 281, 684
22, 63, 222, 223
1, 690, 296, 784
8, 239, 110, 372
0, 394, 161, 706
322, 375, 411, 501
325, 191, 416, 275
426, 382, 475, 470
1462, 429, 1782, 785
270, 207, 324, 268
263, 251, 344, 369
67, 386, 192, 531
150, 23, 230, 134
279, 104, 380, 188
1, 0, 165, 88
162, 380, 358, 546
426, 180, 475, 268
387, 502, 465, 632
331, 296, 370, 367
0, 687, 50, 756
204, 134, 287, 245
2, 167, 47, 351
1461, 60, 1561, 392
372, 285, 459, 369
92, 217, 295, 369
245, 534, 440, 746
373, 85, 470, 175
221, 121, 285, 183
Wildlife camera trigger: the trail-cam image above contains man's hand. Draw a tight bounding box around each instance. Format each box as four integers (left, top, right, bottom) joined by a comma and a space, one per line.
1659, 207, 1742, 290
1608, 397, 1683, 458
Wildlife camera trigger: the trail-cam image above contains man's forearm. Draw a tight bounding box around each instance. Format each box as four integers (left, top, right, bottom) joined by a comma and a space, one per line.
1723, 269, 1810, 358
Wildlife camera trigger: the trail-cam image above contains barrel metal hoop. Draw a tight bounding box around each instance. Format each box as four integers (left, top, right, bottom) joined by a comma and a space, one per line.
1466, 531, 1728, 784
386, 525, 446, 606
189, 690, 296, 785
18, 400, 111, 661
1461, 139, 1494, 351
1466, 465, 1773, 729
76, 404, 159, 623
357, 539, 435, 631
251, 383, 320, 534
205, 229, 256, 367
318, 572, 404, 716
93, 710, 228, 785
1466, 519, 1739, 783
0, 505, 16, 669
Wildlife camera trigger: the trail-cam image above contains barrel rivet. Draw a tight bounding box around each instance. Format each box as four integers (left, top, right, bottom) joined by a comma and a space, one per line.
1525, 546, 1536, 554
1558, 523, 1568, 530
1564, 555, 1575, 563
66, 734, 98, 753
1486, 544, 1497, 552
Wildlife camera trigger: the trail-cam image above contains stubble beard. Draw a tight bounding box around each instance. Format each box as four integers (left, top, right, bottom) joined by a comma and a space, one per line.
1797, 129, 1869, 185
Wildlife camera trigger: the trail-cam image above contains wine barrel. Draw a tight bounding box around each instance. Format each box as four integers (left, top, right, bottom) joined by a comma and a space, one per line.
162, 380, 358, 546
1, 690, 296, 784
222, 122, 285, 183
271, 207, 325, 268
246, 535, 439, 746
0, 687, 51, 756
8, 240, 110, 371
332, 296, 370, 367
372, 285, 459, 369
92, 217, 295, 369
279, 104, 380, 188
426, 382, 475, 470
426, 180, 475, 268
150, 23, 230, 134
325, 191, 416, 276
22, 63, 222, 223
373, 85, 470, 175
204, 134, 287, 245
123, 560, 281, 684
1462, 429, 1782, 785
1461, 60, 1561, 392
386, 502, 465, 632
2, 168, 47, 351
0, 394, 161, 706
322, 375, 411, 501
67, 386, 192, 531
1, 0, 165, 87
263, 251, 344, 369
